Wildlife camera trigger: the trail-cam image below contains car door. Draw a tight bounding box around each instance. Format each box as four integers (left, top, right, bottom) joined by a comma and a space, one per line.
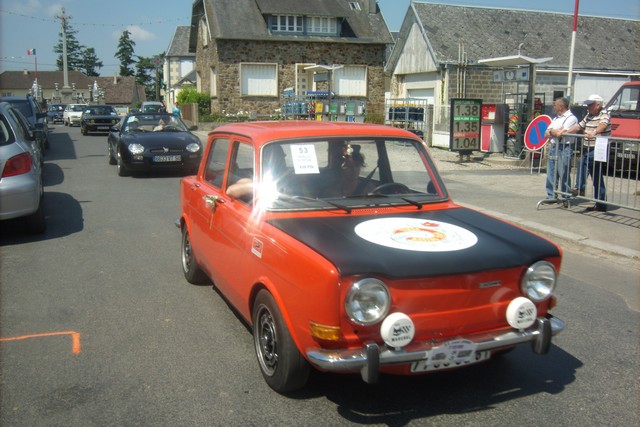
189, 136, 256, 306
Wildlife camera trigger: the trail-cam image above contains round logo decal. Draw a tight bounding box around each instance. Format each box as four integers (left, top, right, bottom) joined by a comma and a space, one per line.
354, 218, 478, 252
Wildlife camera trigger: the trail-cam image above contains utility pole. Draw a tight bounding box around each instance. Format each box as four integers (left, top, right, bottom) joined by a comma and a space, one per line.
55, 8, 72, 89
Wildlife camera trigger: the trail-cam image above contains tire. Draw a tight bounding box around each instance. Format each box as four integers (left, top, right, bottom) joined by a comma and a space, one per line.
252, 290, 310, 393
81, 126, 86, 135
181, 225, 206, 284
108, 145, 117, 165
24, 193, 46, 234
116, 152, 129, 177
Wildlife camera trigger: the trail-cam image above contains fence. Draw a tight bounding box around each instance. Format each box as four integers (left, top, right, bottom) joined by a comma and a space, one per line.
537, 135, 639, 212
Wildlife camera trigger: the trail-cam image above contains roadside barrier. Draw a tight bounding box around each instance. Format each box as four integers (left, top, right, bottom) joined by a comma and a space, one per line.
537, 135, 639, 212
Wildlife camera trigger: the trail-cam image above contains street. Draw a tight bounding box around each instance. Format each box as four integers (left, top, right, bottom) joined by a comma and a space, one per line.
1, 125, 639, 426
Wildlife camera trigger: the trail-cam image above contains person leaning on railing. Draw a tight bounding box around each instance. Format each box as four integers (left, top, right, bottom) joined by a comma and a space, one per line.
544, 97, 577, 200
562, 94, 611, 212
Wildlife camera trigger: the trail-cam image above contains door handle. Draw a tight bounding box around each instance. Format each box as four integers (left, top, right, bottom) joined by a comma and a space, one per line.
204, 195, 225, 213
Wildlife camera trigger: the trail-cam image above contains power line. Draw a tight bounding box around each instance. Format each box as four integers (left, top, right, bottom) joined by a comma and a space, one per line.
0, 9, 188, 27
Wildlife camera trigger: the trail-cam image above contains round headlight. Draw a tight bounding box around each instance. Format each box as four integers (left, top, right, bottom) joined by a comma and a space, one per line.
128, 143, 144, 155
186, 143, 201, 153
521, 261, 557, 302
345, 278, 390, 326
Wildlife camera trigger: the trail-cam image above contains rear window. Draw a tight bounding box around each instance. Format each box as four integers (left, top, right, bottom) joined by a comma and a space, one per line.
5, 100, 32, 118
0, 115, 14, 146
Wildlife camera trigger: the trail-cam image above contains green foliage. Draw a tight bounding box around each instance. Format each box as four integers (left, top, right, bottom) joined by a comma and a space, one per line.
115, 30, 136, 77
177, 88, 211, 115
81, 47, 103, 77
364, 113, 385, 124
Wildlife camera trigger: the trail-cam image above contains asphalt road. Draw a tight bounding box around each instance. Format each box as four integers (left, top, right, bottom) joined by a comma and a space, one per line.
1, 125, 638, 426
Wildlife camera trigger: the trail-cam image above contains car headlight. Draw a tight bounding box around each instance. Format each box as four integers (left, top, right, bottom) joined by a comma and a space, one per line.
186, 143, 201, 153
521, 260, 557, 302
128, 143, 144, 155
345, 278, 390, 326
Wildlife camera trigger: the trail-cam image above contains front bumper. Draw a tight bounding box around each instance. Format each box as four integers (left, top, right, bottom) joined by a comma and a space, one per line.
306, 315, 565, 384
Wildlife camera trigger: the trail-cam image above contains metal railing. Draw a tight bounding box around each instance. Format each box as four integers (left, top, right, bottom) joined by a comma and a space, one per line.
537, 135, 639, 212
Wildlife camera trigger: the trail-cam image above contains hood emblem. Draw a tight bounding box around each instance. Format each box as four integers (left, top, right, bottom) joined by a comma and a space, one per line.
163, 147, 169, 153
479, 280, 501, 289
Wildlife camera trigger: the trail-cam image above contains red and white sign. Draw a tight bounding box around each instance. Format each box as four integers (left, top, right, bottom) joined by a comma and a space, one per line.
523, 115, 552, 151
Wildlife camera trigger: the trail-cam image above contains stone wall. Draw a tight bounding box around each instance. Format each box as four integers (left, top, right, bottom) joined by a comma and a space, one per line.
196, 39, 388, 117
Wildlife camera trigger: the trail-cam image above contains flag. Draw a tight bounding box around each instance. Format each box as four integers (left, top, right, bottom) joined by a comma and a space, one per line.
27, 49, 36, 55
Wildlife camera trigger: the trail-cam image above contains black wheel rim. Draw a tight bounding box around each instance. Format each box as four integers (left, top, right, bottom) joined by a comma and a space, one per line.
256, 307, 278, 376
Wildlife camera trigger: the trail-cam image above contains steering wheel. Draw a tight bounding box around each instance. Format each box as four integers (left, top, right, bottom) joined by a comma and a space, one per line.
369, 182, 410, 195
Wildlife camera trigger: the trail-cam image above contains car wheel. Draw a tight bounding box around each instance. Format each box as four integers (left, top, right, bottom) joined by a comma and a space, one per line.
108, 145, 117, 165
116, 152, 129, 177
25, 192, 46, 234
181, 225, 207, 284
81, 126, 86, 135
252, 290, 310, 393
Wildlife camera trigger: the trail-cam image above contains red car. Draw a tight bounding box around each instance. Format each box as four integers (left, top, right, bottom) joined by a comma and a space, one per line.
177, 121, 565, 393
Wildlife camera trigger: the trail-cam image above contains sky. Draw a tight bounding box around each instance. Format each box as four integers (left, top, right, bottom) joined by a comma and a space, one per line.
1, 0, 638, 76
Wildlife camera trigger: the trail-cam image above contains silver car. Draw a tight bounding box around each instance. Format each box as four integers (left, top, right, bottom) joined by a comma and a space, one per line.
0, 102, 46, 234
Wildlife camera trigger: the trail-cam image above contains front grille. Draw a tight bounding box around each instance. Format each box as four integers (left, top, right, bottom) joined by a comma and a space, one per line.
149, 147, 184, 154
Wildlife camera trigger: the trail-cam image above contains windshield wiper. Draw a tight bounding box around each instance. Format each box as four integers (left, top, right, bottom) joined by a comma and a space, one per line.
276, 194, 352, 214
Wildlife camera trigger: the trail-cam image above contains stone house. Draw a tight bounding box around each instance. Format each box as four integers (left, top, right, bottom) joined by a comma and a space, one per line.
385, 2, 639, 148
163, 26, 196, 111
188, 0, 393, 118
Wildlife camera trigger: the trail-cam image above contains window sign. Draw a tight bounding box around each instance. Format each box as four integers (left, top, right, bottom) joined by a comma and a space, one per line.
449, 99, 481, 152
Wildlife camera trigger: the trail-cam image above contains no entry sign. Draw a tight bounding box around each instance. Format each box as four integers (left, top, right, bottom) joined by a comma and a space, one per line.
524, 115, 552, 151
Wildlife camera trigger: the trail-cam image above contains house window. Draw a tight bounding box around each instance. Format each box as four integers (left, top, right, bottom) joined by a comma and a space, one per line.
307, 16, 337, 35
210, 67, 217, 97
200, 19, 208, 47
349, 2, 361, 11
240, 63, 278, 96
271, 15, 303, 33
333, 66, 367, 96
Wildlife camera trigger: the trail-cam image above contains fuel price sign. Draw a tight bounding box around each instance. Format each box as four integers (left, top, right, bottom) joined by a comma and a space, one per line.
450, 98, 482, 152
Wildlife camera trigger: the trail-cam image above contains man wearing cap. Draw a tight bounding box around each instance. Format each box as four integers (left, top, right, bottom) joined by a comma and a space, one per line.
544, 97, 577, 200
563, 94, 611, 212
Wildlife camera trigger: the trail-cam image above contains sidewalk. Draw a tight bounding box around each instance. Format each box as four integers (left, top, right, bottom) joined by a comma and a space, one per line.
193, 129, 640, 260
429, 147, 640, 260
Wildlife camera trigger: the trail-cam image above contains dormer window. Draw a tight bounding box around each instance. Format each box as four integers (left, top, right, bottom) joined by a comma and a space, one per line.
349, 2, 361, 11
307, 16, 337, 35
271, 15, 303, 33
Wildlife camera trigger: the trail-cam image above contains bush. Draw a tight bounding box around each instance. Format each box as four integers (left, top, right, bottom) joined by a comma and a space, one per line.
177, 88, 210, 116
364, 113, 385, 124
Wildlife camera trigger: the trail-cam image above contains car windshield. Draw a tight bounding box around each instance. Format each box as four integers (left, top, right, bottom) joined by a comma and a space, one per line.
122, 114, 189, 133
255, 137, 448, 211
5, 100, 31, 118
70, 105, 86, 112
85, 106, 117, 115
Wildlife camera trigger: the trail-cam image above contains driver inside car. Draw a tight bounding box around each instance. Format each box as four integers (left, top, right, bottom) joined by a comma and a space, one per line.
319, 144, 374, 197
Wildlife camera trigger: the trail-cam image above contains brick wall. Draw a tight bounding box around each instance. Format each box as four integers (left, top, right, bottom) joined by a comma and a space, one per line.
196, 39, 388, 116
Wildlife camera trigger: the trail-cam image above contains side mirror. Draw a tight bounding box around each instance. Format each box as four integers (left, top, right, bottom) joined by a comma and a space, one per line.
36, 112, 47, 120
110, 126, 120, 133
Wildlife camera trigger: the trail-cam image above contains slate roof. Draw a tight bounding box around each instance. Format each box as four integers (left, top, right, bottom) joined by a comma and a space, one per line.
400, 2, 639, 71
190, 0, 393, 49
166, 26, 195, 58
0, 71, 145, 105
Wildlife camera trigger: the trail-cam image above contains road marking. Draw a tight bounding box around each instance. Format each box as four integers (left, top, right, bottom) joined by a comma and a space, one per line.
0, 331, 81, 355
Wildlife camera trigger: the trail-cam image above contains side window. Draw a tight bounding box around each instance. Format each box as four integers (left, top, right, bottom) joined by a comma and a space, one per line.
203, 138, 231, 187
226, 142, 255, 204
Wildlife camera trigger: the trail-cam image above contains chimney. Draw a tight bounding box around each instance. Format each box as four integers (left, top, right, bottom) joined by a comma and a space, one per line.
369, 0, 376, 14
114, 73, 118, 84
23, 69, 30, 75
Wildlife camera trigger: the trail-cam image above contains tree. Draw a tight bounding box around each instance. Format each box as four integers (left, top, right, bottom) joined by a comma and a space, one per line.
135, 56, 155, 100
53, 20, 86, 72
115, 30, 136, 77
81, 48, 103, 76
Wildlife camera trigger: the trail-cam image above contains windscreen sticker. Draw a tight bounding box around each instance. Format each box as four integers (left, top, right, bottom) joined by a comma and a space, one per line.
290, 144, 320, 174
354, 218, 478, 252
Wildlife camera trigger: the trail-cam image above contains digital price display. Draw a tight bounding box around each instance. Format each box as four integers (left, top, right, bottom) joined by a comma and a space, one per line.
450, 99, 482, 152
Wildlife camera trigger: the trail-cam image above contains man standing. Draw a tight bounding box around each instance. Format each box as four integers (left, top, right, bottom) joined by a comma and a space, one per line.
563, 94, 611, 212
544, 97, 577, 200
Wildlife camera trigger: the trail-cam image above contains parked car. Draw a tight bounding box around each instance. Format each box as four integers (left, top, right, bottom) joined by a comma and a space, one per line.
107, 113, 201, 176
177, 121, 565, 393
0, 102, 45, 234
63, 103, 87, 127
80, 105, 119, 135
0, 94, 49, 151
606, 81, 639, 176
140, 101, 165, 113
46, 103, 67, 124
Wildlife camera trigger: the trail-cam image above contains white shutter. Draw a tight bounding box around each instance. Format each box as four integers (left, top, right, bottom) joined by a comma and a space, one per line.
334, 66, 366, 96
241, 64, 277, 96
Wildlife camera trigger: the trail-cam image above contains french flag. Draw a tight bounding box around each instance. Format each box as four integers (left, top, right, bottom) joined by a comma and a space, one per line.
27, 49, 37, 55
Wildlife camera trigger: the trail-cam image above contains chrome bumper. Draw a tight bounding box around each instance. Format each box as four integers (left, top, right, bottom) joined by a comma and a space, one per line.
306, 315, 565, 384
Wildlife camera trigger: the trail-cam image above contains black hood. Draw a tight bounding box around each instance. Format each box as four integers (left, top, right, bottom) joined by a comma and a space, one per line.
123, 132, 199, 147
268, 208, 559, 278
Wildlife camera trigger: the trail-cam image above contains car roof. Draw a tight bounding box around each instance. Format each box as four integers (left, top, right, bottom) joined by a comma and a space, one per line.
210, 121, 422, 147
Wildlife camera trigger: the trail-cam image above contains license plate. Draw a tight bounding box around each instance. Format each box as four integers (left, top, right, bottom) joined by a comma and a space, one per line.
410, 339, 490, 372
98, 126, 110, 130
153, 155, 181, 162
